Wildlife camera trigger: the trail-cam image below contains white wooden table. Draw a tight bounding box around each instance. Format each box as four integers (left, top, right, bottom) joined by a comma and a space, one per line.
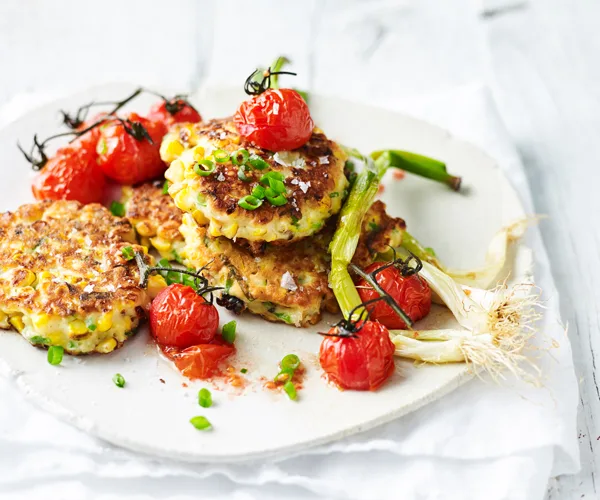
0, 0, 596, 497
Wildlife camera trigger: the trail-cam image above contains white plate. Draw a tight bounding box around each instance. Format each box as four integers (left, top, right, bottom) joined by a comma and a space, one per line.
0, 83, 530, 462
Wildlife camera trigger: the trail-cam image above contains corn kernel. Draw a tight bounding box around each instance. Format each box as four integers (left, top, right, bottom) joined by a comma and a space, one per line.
165, 159, 185, 183
0, 311, 8, 328
208, 223, 223, 238
191, 210, 209, 225
96, 337, 117, 354
149, 237, 171, 253
231, 135, 241, 145
37, 271, 52, 282
97, 313, 112, 332
252, 228, 267, 237
221, 223, 239, 239
135, 221, 156, 237
147, 275, 168, 299
48, 332, 62, 345
68, 320, 88, 336
192, 145, 205, 162
31, 313, 49, 329
16, 270, 36, 287
160, 138, 185, 164
9, 315, 24, 332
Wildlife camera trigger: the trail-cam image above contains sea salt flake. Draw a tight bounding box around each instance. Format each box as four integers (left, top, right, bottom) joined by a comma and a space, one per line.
318, 156, 329, 165
83, 284, 94, 293
280, 271, 298, 291
217, 172, 225, 182
298, 181, 310, 193
106, 284, 116, 292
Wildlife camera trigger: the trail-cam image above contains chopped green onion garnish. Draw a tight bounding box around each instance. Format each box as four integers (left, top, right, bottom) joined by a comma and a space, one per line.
248, 155, 269, 170
238, 195, 263, 211
290, 215, 300, 227
30, 335, 50, 345
47, 346, 64, 366
274, 368, 294, 383
190, 415, 212, 431
198, 388, 212, 408
225, 278, 234, 293
222, 320, 236, 344
238, 165, 252, 182
267, 194, 287, 206
113, 373, 125, 388
110, 201, 125, 217
194, 159, 216, 176
251, 184, 266, 199
162, 181, 170, 195
281, 354, 301, 371
231, 148, 249, 166
172, 249, 184, 264
260, 171, 285, 182
122, 246, 135, 260
329, 192, 339, 198
85, 318, 97, 332
283, 381, 297, 401
213, 149, 230, 163
241, 368, 248, 374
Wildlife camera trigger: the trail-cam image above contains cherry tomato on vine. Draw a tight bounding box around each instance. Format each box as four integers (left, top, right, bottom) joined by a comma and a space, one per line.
234, 88, 313, 151
148, 99, 202, 127
150, 283, 219, 348
319, 320, 395, 391
357, 262, 432, 330
31, 137, 106, 204
97, 112, 167, 185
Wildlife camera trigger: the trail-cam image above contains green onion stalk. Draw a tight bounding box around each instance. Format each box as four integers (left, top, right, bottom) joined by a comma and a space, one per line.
330, 148, 461, 318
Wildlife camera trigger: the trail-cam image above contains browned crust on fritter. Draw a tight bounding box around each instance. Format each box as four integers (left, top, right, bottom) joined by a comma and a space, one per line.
182, 200, 405, 319
171, 119, 346, 223
125, 181, 183, 243
0, 201, 151, 316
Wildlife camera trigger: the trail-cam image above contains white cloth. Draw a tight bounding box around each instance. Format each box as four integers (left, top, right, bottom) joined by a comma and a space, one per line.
0, 84, 579, 500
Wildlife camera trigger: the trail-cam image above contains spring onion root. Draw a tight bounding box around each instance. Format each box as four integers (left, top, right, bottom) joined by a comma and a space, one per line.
391, 262, 542, 383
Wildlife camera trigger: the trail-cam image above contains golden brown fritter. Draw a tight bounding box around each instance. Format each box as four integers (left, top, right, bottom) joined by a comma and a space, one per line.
0, 200, 153, 354
162, 119, 348, 244
121, 182, 185, 262
180, 200, 405, 327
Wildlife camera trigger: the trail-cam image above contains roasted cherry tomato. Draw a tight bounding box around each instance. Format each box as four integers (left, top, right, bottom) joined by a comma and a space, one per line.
357, 262, 431, 330
148, 99, 202, 127
97, 112, 167, 185
31, 137, 106, 204
319, 321, 395, 391
234, 88, 313, 151
150, 283, 219, 348
162, 342, 235, 379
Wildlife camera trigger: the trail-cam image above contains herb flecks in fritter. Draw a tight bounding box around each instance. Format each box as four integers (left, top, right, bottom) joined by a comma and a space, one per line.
0, 201, 153, 354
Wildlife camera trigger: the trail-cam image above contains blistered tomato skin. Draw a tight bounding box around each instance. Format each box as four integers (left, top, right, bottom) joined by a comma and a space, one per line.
163, 343, 235, 379
357, 262, 432, 330
234, 88, 314, 151
148, 100, 202, 127
319, 321, 395, 391
150, 284, 219, 348
97, 112, 168, 185
31, 137, 106, 204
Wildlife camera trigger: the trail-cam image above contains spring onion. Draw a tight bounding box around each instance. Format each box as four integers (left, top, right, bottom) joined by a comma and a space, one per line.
231, 148, 249, 166
113, 373, 125, 388
238, 195, 263, 211
237, 165, 252, 182
396, 220, 530, 289
198, 388, 212, 408
248, 155, 269, 170
190, 416, 212, 431
251, 184, 266, 199
162, 181, 170, 195
110, 201, 126, 217
30, 336, 50, 345
266, 193, 287, 206
222, 320, 236, 344
241, 368, 248, 374
283, 381, 297, 401
371, 149, 461, 191
194, 159, 216, 177
213, 149, 230, 163
281, 354, 300, 371
122, 246, 135, 261
47, 346, 63, 366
